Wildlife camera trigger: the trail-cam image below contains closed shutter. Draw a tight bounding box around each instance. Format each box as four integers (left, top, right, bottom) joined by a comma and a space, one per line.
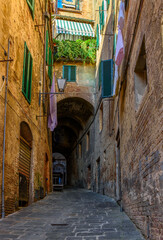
48, 47, 53, 83
113, 33, 117, 56
19, 138, 31, 180
102, 0, 104, 29
99, 6, 102, 31
28, 53, 33, 102
107, 0, 110, 9
96, 24, 99, 49
101, 59, 113, 97
63, 66, 69, 80
98, 61, 102, 89
70, 66, 76, 82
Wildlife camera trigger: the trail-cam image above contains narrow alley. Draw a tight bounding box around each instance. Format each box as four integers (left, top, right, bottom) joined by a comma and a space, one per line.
0, 188, 144, 240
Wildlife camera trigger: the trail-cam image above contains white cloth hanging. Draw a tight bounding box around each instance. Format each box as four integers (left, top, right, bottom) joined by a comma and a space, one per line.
118, 1, 125, 30
115, 29, 124, 66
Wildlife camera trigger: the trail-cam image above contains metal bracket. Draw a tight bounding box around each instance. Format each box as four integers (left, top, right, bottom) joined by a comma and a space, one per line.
0, 58, 13, 63
39, 91, 64, 106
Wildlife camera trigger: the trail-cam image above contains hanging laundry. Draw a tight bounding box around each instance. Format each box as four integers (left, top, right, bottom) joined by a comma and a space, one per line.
118, 1, 125, 30
48, 73, 58, 131
62, 0, 76, 8
115, 29, 124, 66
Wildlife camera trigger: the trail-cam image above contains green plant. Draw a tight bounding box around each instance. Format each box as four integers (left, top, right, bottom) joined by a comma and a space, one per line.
53, 38, 96, 63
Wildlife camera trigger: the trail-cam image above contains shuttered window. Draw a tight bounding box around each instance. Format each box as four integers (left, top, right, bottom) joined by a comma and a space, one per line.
48, 47, 53, 84
26, 0, 35, 19
22, 42, 33, 104
101, 60, 113, 98
113, 33, 117, 56
98, 61, 102, 89
102, 0, 105, 29
63, 65, 76, 82
99, 6, 102, 31
96, 24, 99, 49
107, 0, 110, 9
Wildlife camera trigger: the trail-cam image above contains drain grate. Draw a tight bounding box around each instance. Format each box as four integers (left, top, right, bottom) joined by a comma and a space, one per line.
51, 224, 68, 226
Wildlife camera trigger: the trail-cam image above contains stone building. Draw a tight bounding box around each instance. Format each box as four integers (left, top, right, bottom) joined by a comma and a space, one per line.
0, 0, 53, 216
52, 0, 163, 239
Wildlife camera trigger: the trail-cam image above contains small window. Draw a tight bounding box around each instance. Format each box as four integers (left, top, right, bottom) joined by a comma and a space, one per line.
63, 65, 76, 82
22, 42, 33, 104
134, 37, 147, 110
58, 0, 80, 10
86, 132, 90, 152
99, 103, 103, 132
26, 0, 35, 19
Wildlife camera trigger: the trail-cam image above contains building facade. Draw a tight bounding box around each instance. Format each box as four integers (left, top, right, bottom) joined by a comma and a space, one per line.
0, 0, 53, 216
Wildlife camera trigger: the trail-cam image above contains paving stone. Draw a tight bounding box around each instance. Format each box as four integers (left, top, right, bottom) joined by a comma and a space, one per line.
0, 189, 144, 240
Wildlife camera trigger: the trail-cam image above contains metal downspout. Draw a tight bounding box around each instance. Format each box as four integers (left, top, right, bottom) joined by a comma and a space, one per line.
2, 39, 10, 218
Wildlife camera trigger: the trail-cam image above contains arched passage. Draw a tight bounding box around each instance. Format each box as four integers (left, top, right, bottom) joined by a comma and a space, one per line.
53, 97, 94, 186
19, 122, 33, 207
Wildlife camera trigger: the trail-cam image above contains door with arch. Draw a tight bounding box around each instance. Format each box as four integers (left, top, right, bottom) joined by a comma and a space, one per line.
19, 122, 32, 207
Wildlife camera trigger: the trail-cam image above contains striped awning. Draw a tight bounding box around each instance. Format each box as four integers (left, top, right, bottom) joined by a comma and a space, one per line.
55, 19, 95, 37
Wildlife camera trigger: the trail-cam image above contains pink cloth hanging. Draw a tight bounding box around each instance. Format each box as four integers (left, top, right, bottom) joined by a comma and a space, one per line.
118, 1, 125, 30
115, 29, 124, 66
48, 73, 57, 131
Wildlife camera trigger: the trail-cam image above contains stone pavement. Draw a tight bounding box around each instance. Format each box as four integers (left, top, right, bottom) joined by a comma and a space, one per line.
0, 188, 145, 240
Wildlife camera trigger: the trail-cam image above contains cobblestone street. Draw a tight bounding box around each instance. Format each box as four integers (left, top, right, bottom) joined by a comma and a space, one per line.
0, 189, 145, 240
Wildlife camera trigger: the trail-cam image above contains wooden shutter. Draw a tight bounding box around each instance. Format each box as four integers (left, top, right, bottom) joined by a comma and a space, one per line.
98, 61, 102, 89
107, 0, 110, 9
99, 6, 102, 31
96, 24, 99, 49
19, 138, 31, 180
48, 47, 53, 83
101, 60, 113, 97
102, 0, 104, 29
28, 53, 33, 102
70, 66, 76, 82
63, 66, 69, 81
22, 42, 33, 103
113, 33, 117, 56
26, 0, 35, 19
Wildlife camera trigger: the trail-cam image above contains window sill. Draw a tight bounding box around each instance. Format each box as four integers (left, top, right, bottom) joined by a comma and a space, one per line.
58, 8, 82, 14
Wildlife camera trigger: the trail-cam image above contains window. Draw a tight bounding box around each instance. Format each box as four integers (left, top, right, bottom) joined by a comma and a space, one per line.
86, 132, 90, 152
99, 103, 103, 132
22, 42, 33, 103
46, 30, 49, 63
96, 24, 99, 49
26, 0, 35, 19
99, 60, 113, 97
134, 38, 147, 110
58, 0, 80, 10
63, 65, 76, 82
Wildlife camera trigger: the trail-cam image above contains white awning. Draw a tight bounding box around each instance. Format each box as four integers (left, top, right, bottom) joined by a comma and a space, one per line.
55, 19, 95, 37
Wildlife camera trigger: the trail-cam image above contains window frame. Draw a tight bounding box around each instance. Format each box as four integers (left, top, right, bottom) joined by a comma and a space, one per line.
22, 42, 33, 104
63, 65, 76, 82
26, 0, 35, 20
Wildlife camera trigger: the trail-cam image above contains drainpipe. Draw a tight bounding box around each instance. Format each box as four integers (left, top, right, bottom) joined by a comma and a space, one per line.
2, 39, 10, 218
43, 0, 48, 105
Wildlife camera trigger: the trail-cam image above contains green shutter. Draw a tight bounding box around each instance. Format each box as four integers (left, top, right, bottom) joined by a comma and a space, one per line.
96, 24, 99, 49
48, 47, 52, 82
101, 60, 113, 98
102, 0, 104, 29
26, 0, 35, 19
99, 6, 102, 31
22, 42, 33, 103
98, 61, 102, 89
46, 30, 49, 64
70, 66, 76, 82
63, 66, 69, 81
107, 0, 110, 9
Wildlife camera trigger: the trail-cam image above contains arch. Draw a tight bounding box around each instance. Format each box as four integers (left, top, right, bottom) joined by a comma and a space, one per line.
20, 121, 33, 144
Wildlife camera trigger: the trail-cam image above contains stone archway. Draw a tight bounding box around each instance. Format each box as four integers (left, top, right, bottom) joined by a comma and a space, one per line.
19, 122, 33, 207
52, 97, 94, 186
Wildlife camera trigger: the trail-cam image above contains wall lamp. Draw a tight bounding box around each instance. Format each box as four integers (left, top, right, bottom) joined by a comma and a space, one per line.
39, 78, 66, 105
